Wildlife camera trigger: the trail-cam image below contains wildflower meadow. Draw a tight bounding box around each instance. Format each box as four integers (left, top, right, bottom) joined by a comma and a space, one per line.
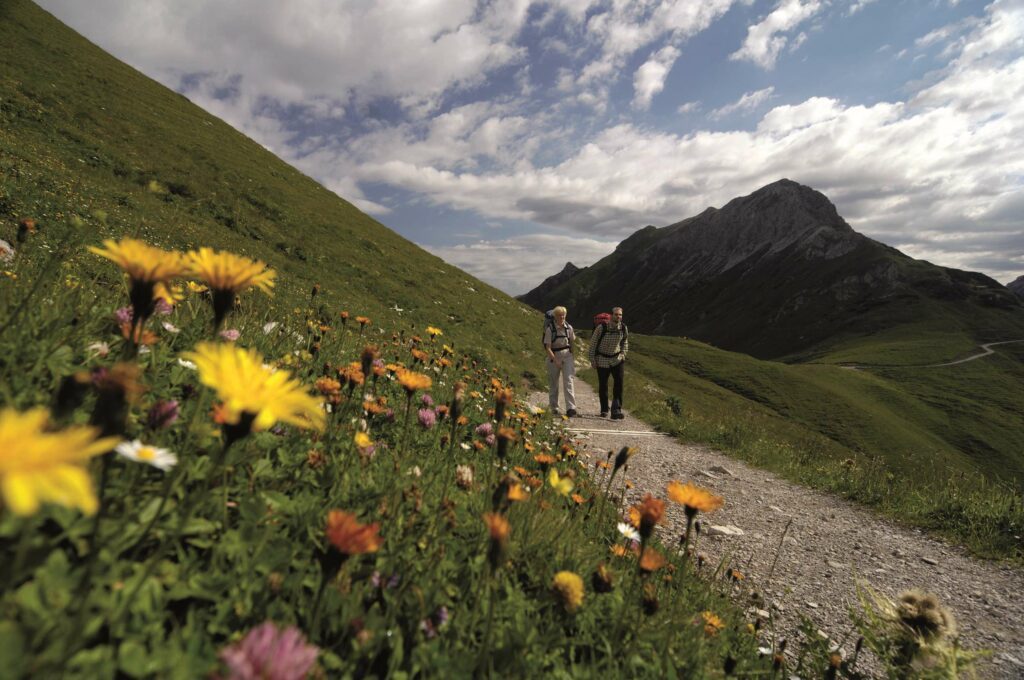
0, 224, 976, 678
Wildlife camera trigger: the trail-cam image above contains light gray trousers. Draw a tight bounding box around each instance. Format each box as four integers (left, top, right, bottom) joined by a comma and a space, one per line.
547, 350, 576, 412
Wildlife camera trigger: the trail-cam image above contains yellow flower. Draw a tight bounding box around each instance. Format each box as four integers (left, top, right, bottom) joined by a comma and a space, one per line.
354, 432, 373, 450
702, 611, 724, 637
187, 247, 276, 296
395, 368, 432, 395
552, 571, 585, 613
154, 282, 185, 306
507, 483, 529, 502
0, 408, 119, 516
88, 238, 188, 284
425, 326, 443, 337
666, 481, 724, 516
182, 342, 325, 434
548, 468, 574, 496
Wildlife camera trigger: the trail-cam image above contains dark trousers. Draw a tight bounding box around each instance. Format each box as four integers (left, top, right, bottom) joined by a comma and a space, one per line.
596, 362, 624, 413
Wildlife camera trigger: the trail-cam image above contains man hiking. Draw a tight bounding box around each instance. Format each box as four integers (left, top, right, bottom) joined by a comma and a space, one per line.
588, 307, 628, 419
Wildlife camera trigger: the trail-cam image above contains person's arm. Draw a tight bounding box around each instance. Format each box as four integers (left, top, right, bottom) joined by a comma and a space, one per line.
621, 325, 628, 360
544, 326, 556, 362
588, 327, 599, 367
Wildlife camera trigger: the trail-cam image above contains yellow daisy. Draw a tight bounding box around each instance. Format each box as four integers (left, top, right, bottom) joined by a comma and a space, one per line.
548, 468, 574, 496
666, 481, 724, 517
182, 342, 325, 436
552, 571, 585, 613
88, 238, 188, 284
0, 408, 119, 516
88, 238, 188, 319
187, 247, 275, 326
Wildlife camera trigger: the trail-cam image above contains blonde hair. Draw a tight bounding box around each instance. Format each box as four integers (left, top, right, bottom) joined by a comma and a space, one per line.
553, 306, 567, 316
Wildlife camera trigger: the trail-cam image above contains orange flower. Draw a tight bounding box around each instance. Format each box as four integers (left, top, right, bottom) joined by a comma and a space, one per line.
507, 484, 529, 502
120, 321, 159, 346
410, 348, 429, 364
338, 363, 365, 387
667, 481, 724, 516
702, 611, 725, 637
610, 544, 630, 558
513, 465, 530, 477
639, 546, 667, 574
533, 453, 556, 465
325, 510, 382, 556
355, 316, 371, 327
396, 368, 432, 395
482, 512, 510, 568
633, 495, 665, 540
571, 493, 586, 505
315, 377, 342, 396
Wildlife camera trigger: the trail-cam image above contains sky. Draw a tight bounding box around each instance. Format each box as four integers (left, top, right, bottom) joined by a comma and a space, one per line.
38, 0, 1024, 294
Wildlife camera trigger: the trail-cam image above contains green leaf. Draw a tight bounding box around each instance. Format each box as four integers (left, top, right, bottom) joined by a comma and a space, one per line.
118, 640, 150, 678
0, 621, 28, 679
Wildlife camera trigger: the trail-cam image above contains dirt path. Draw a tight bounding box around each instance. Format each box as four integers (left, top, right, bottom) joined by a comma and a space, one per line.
927, 340, 1024, 367
531, 379, 1024, 678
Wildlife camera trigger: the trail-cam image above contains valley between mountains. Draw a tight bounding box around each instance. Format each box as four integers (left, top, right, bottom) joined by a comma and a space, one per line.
533, 379, 1024, 678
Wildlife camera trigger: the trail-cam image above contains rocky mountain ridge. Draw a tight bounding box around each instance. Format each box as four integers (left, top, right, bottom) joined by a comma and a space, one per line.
520, 179, 1024, 359
1009, 275, 1024, 298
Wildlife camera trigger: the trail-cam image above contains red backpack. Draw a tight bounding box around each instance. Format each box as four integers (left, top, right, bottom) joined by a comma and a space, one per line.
593, 312, 611, 327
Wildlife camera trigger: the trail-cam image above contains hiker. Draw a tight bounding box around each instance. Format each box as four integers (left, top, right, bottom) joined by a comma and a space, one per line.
588, 306, 628, 419
544, 306, 577, 417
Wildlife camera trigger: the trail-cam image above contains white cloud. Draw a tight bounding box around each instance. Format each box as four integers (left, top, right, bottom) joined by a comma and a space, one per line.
38, 0, 531, 116
632, 45, 681, 110
709, 87, 776, 119
677, 101, 701, 114
730, 0, 823, 69
847, 0, 880, 16
423, 233, 617, 294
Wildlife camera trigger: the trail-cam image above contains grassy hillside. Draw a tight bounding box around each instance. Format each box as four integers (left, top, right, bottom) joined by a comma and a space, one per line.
0, 0, 541, 379
587, 332, 1024, 558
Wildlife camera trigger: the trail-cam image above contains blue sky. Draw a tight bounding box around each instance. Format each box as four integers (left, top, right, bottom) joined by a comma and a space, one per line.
39, 0, 1024, 293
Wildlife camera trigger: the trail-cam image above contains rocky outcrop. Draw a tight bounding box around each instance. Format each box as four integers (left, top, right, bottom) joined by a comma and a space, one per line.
518, 262, 582, 308
521, 179, 1024, 359
1009, 276, 1024, 298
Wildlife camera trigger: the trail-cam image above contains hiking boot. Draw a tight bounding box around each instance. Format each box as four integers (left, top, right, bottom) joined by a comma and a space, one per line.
611, 410, 624, 420
566, 409, 577, 417
599, 411, 609, 418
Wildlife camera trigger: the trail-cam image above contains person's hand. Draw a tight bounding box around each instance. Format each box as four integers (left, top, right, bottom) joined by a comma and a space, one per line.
590, 361, 596, 369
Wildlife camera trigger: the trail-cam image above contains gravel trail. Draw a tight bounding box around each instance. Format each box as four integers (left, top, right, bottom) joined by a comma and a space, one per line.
531, 379, 1024, 678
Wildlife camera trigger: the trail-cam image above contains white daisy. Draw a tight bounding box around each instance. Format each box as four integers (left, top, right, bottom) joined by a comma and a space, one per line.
116, 440, 177, 471
617, 522, 640, 542
161, 321, 181, 334
177, 358, 197, 370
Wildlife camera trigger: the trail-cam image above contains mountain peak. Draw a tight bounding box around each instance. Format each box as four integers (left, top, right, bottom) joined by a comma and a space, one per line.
1009, 275, 1024, 298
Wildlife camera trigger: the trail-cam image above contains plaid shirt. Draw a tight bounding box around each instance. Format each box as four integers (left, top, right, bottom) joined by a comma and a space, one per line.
588, 322, 628, 368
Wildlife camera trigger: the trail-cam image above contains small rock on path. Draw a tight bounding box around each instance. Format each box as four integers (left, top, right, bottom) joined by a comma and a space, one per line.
533, 380, 1024, 678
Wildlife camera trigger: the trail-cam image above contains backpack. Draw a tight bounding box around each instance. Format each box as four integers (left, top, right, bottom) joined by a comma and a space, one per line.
543, 310, 572, 350
542, 310, 556, 348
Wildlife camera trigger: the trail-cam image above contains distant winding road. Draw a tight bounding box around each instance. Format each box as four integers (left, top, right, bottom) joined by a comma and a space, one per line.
925, 339, 1024, 367
839, 339, 1024, 370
